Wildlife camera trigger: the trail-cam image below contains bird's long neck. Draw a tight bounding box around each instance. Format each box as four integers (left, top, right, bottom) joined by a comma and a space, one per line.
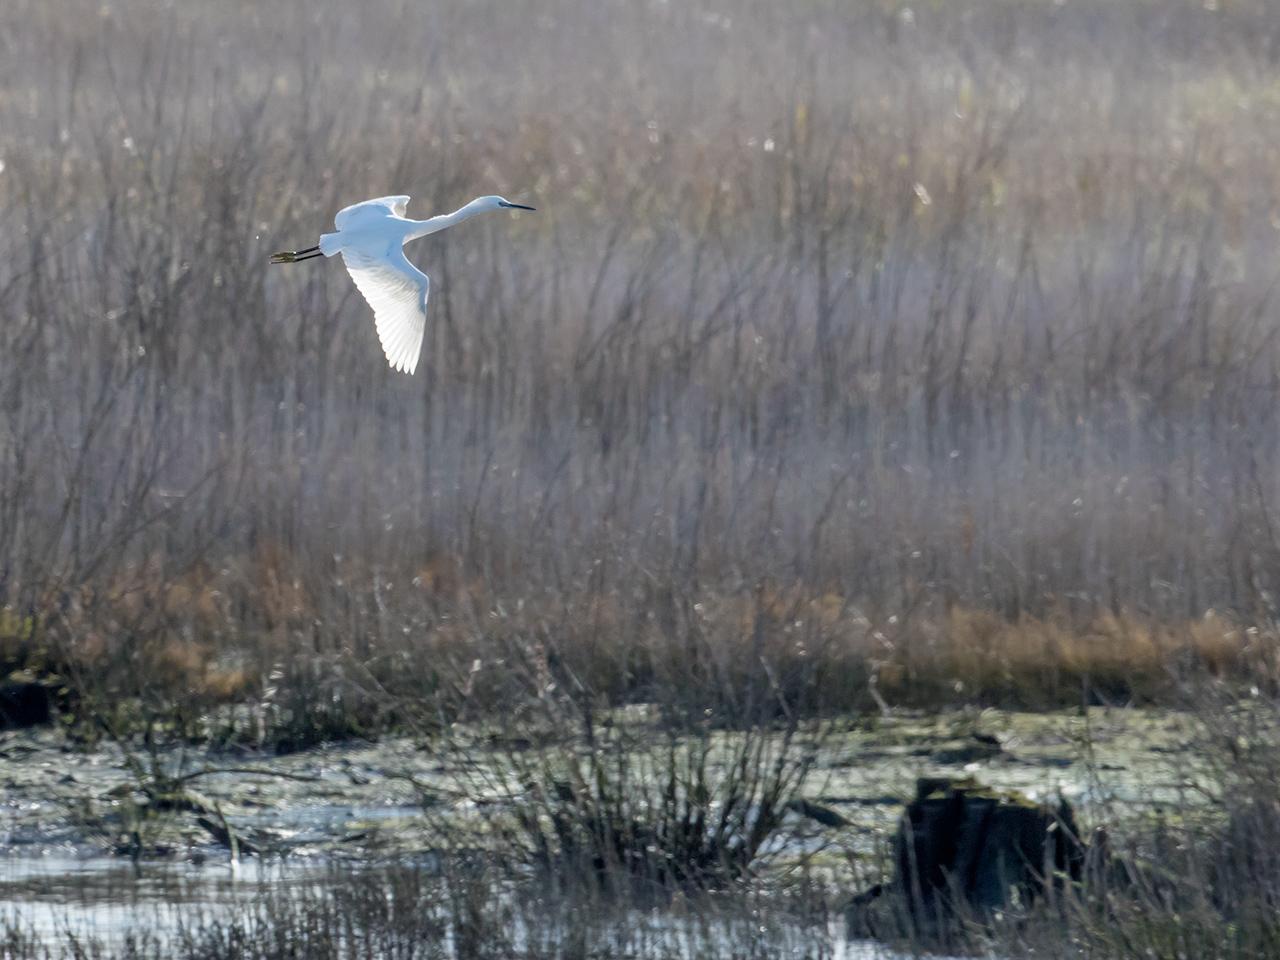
403, 199, 490, 243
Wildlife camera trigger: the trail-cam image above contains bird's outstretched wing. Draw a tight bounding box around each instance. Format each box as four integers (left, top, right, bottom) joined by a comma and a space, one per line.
334, 195, 410, 230
341, 247, 429, 374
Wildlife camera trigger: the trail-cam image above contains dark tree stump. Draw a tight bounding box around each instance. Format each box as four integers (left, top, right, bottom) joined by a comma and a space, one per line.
0, 680, 54, 728
851, 776, 1087, 938
898, 777, 1085, 916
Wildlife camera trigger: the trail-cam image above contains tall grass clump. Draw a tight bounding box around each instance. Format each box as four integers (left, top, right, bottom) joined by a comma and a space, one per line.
431, 604, 826, 896
4, 0, 1280, 732
490, 717, 815, 894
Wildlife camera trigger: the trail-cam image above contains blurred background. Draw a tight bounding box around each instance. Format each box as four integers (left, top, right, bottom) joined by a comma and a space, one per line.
4, 0, 1280, 729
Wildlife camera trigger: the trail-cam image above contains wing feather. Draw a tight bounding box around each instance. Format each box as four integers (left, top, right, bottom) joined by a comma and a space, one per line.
334, 195, 411, 230
341, 248, 429, 374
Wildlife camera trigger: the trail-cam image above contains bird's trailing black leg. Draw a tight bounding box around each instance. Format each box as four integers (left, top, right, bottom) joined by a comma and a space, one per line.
270, 246, 322, 264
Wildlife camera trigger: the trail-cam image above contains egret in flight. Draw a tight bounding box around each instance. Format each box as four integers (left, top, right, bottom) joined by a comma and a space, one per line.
270, 194, 535, 374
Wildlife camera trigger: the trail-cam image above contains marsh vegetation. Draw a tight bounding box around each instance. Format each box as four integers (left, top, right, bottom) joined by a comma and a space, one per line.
4, 0, 1280, 956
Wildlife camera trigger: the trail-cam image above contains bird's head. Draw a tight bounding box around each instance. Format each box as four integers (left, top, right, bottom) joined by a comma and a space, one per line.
485, 195, 536, 212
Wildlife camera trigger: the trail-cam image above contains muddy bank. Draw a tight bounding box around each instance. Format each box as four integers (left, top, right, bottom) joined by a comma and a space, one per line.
0, 707, 1201, 865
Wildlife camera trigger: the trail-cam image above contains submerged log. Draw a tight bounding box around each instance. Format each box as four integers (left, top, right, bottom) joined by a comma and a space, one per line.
787, 797, 850, 828
851, 776, 1087, 934
196, 815, 261, 857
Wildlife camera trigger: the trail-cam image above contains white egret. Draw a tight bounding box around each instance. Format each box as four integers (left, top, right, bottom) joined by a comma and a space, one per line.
270, 194, 535, 374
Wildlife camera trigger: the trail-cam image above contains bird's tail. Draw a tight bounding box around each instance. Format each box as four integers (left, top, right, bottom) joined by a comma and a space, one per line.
318, 233, 343, 257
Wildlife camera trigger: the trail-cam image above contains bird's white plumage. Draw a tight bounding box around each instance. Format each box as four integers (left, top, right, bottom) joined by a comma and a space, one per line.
334, 195, 409, 230
341, 248, 429, 375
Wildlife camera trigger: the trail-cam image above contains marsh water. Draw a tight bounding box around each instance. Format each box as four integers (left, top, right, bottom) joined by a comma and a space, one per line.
0, 708, 1203, 955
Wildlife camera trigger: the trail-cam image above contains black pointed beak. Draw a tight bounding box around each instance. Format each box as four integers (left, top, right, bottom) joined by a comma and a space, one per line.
499, 201, 536, 211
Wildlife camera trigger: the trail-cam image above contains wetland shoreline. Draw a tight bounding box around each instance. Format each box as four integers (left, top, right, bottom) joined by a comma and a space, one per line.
1, 707, 1204, 955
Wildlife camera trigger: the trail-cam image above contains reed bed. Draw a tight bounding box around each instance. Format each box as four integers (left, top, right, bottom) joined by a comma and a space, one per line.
3, 0, 1280, 734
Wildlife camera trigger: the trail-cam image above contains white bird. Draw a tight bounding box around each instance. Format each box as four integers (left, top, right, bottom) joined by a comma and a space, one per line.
270, 194, 535, 374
